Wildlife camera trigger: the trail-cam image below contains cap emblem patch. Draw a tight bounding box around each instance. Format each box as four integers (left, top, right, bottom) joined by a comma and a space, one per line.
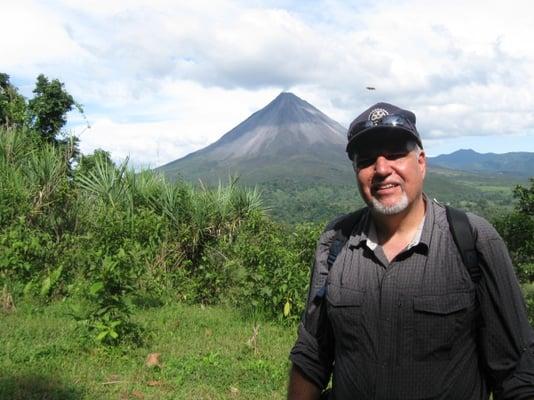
368, 108, 389, 125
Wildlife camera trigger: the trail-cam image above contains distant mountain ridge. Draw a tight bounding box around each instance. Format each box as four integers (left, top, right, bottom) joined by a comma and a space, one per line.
428, 149, 534, 176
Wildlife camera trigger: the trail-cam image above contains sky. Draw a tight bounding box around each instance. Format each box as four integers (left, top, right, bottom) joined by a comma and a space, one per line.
2, 0, 534, 168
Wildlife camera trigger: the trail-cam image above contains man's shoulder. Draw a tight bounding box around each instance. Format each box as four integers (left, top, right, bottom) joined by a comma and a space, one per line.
324, 207, 368, 234
430, 199, 501, 241
465, 211, 501, 241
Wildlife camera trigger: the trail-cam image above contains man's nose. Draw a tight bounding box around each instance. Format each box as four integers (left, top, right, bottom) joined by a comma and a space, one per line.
374, 155, 393, 174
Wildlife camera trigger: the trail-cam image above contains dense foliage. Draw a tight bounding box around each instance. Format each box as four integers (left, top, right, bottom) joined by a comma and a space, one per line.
494, 179, 534, 323
0, 73, 26, 128
0, 122, 321, 344
1, 73, 84, 143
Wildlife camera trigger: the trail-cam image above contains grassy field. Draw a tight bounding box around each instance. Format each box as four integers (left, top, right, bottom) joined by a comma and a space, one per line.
0, 301, 295, 400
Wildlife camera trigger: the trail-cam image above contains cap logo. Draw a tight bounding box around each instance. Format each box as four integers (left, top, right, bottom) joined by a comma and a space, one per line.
368, 108, 389, 125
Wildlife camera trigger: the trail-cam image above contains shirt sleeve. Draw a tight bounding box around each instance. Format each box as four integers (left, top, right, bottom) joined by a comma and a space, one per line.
471, 214, 534, 400
289, 229, 336, 390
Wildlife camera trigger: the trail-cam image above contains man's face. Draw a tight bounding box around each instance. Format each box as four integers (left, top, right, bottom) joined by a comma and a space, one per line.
353, 137, 426, 216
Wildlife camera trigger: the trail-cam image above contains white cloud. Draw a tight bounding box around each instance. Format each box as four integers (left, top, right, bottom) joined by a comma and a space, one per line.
0, 1, 90, 77
2, 0, 534, 167
74, 81, 280, 167
77, 118, 202, 169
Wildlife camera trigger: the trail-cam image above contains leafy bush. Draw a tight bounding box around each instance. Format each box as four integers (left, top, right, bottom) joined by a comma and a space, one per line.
0, 222, 56, 284
494, 179, 534, 283
192, 215, 321, 323
84, 249, 139, 344
0, 122, 324, 344
494, 179, 534, 324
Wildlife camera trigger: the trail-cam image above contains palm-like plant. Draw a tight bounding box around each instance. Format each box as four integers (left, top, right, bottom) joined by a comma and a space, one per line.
76, 156, 130, 209
185, 177, 265, 260
23, 143, 67, 220
0, 127, 30, 165
0, 129, 35, 214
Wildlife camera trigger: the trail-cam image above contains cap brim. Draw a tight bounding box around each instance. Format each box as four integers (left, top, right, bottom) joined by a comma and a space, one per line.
346, 126, 422, 160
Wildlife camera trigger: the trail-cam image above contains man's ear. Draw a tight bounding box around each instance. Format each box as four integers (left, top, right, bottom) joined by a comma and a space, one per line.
418, 150, 426, 178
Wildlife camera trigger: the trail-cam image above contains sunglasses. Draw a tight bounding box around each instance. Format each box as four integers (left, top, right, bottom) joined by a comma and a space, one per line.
353, 150, 413, 169
348, 114, 416, 142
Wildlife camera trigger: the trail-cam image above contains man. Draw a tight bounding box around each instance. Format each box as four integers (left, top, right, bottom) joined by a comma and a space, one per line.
288, 103, 534, 400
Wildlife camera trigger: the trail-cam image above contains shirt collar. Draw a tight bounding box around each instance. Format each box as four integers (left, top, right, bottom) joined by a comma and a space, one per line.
366, 220, 379, 250
363, 215, 425, 250
347, 195, 433, 252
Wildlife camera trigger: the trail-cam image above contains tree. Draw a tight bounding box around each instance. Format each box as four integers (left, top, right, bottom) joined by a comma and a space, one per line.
514, 178, 534, 216
27, 74, 83, 143
0, 73, 26, 128
495, 178, 534, 282
75, 149, 115, 178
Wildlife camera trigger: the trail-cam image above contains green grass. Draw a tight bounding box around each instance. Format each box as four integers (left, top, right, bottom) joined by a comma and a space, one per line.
0, 301, 295, 399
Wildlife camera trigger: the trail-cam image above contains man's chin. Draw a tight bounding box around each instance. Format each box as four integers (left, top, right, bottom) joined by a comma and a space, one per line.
370, 196, 409, 216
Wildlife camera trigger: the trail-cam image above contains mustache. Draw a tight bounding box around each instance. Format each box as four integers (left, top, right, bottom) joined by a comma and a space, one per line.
371, 180, 402, 191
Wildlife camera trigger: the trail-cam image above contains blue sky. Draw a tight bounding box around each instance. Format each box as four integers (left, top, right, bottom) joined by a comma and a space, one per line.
2, 0, 534, 168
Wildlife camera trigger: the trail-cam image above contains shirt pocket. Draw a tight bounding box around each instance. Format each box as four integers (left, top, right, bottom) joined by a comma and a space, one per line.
326, 284, 365, 350
412, 291, 474, 361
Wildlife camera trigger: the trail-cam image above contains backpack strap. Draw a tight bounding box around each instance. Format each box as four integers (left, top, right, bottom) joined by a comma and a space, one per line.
445, 206, 481, 283
311, 208, 367, 306
327, 208, 367, 269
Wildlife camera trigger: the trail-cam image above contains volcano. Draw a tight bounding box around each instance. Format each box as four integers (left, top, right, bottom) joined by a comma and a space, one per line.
156, 92, 353, 185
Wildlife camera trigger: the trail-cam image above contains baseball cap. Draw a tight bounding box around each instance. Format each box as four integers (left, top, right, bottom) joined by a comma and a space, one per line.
346, 102, 422, 160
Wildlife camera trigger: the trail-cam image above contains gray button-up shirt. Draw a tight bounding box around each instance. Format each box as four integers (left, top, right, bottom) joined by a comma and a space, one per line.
290, 199, 534, 400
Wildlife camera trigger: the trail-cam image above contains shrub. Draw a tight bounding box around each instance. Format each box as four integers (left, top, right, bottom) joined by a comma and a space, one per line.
1, 123, 329, 343
192, 215, 322, 323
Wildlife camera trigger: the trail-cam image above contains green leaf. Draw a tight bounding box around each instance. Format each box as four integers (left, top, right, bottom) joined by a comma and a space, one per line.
283, 300, 291, 317
94, 322, 107, 330
50, 265, 63, 284
89, 281, 104, 296
96, 331, 108, 341
23, 281, 33, 296
40, 276, 51, 296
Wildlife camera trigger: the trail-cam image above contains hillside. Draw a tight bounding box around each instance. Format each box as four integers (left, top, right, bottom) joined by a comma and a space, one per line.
428, 149, 534, 176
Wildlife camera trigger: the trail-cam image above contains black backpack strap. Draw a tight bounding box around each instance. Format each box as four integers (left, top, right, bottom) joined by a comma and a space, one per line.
312, 208, 367, 306
446, 206, 481, 283
327, 208, 367, 269
326, 232, 346, 269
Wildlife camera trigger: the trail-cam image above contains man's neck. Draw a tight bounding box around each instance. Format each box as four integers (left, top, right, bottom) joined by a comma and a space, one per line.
371, 195, 426, 246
